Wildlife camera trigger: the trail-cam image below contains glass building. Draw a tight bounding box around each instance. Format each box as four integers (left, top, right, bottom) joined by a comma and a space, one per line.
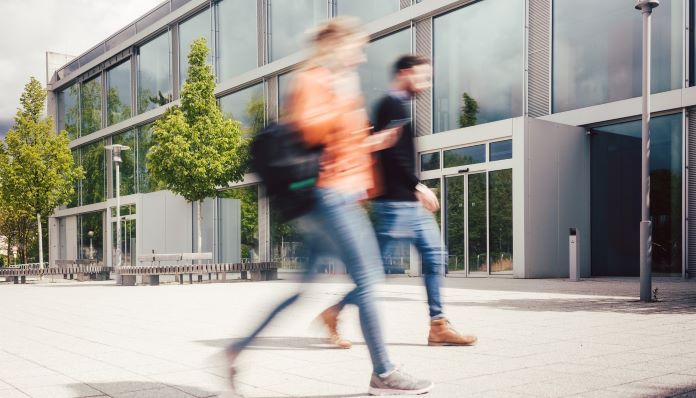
46, 0, 695, 280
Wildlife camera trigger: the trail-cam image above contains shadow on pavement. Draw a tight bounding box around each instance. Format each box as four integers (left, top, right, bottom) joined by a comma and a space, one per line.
196, 336, 427, 351
446, 295, 696, 315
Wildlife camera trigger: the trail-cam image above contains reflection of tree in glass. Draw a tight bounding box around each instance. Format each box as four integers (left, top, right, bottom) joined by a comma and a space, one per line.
107, 87, 132, 126
80, 78, 102, 136
446, 177, 464, 271
68, 149, 80, 207
458, 92, 479, 128
467, 174, 487, 272
422, 178, 441, 227
489, 169, 512, 272
422, 153, 440, 171
80, 141, 105, 205
64, 85, 80, 140
220, 186, 259, 260
138, 88, 171, 114
245, 96, 265, 136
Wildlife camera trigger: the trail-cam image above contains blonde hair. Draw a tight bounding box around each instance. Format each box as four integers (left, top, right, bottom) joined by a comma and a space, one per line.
304, 17, 367, 70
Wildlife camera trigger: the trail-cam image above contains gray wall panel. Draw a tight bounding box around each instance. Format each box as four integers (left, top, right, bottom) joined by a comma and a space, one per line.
524, 118, 590, 278
140, 190, 192, 258
414, 17, 432, 137
528, 0, 551, 118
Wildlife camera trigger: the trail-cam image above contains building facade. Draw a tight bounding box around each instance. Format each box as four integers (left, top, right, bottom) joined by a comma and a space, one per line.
46, 0, 693, 279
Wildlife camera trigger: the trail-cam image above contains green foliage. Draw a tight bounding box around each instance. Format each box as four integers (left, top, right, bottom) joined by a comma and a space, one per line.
458, 92, 479, 128
0, 77, 85, 262
245, 96, 266, 136
107, 87, 132, 126
220, 186, 258, 259
147, 38, 248, 203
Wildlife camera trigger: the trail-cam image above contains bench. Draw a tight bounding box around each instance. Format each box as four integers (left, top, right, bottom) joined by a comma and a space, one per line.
54, 259, 107, 281
0, 265, 112, 284
117, 262, 279, 286
137, 252, 213, 266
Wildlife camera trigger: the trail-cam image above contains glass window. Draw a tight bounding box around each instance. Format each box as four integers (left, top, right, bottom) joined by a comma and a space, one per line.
106, 61, 132, 126
179, 8, 213, 88
467, 173, 487, 273
420, 152, 440, 171
217, 0, 258, 81
137, 124, 157, 194
433, 0, 524, 133
336, 0, 400, 23
277, 72, 295, 117
359, 29, 412, 122
219, 83, 265, 135
590, 114, 682, 276
421, 178, 441, 227
112, 130, 136, 197
270, 204, 305, 269
80, 140, 105, 205
138, 31, 172, 114
445, 176, 464, 271
219, 185, 259, 262
270, 0, 327, 61
489, 169, 513, 272
78, 211, 104, 263
554, 0, 683, 112
58, 83, 80, 139
490, 139, 512, 161
68, 149, 80, 208
443, 144, 485, 168
80, 76, 102, 136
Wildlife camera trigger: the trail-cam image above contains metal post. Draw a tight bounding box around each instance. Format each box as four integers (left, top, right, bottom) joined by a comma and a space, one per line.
636, 0, 659, 302
116, 161, 121, 269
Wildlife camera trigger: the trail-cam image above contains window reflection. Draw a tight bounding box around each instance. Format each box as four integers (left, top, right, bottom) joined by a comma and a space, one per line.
137, 124, 157, 194
270, 0, 326, 61
358, 29, 412, 122
58, 84, 80, 139
590, 114, 682, 275
80, 140, 105, 205
443, 144, 486, 168
553, 0, 683, 112
106, 61, 132, 126
179, 8, 212, 88
489, 169, 513, 272
490, 140, 512, 161
78, 211, 104, 264
420, 152, 440, 171
270, 203, 305, 269
80, 76, 102, 136
219, 84, 265, 135
217, 0, 257, 81
336, 0, 400, 23
433, 0, 524, 133
138, 31, 172, 114
219, 186, 259, 263
112, 130, 136, 196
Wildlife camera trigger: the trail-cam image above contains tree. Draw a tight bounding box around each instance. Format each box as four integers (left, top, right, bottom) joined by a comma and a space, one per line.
0, 77, 84, 268
458, 92, 479, 128
147, 38, 248, 255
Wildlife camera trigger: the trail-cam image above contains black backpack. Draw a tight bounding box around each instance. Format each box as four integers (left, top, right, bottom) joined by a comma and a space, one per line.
250, 122, 323, 222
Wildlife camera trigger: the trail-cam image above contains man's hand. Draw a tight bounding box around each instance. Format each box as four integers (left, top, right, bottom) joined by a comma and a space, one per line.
415, 184, 439, 212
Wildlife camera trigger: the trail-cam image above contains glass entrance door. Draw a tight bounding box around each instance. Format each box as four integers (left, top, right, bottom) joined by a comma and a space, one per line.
445, 168, 512, 276
111, 214, 136, 267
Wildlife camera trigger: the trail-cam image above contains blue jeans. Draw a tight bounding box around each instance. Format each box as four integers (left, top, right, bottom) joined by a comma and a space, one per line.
340, 200, 446, 319
230, 188, 394, 375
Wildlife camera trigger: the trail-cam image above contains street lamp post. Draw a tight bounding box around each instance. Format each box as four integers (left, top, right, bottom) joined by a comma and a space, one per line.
88, 230, 94, 260
105, 144, 130, 272
636, 0, 659, 302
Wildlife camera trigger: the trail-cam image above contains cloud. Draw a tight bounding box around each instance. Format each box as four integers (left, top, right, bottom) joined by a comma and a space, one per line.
0, 0, 163, 123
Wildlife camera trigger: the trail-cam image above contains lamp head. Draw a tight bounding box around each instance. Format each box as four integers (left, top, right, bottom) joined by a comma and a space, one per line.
105, 144, 130, 165
635, 0, 659, 10
88, 230, 94, 238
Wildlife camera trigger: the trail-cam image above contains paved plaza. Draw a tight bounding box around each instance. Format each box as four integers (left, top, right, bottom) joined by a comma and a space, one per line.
1, 274, 696, 398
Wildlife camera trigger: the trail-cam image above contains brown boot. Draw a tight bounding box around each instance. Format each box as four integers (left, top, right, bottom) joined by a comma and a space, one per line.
317, 304, 352, 349
428, 318, 477, 346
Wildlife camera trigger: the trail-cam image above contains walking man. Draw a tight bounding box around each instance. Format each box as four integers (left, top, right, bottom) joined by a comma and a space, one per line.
317, 55, 477, 348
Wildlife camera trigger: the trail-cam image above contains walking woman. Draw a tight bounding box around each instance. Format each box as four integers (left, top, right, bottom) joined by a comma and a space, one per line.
226, 17, 433, 396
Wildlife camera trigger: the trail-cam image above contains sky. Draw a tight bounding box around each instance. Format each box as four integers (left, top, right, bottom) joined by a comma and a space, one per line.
0, 0, 165, 139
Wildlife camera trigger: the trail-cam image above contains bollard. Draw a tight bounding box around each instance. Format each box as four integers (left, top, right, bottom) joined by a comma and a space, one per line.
569, 228, 580, 281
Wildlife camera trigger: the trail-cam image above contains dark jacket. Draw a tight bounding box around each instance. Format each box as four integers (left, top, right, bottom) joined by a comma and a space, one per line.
373, 93, 419, 202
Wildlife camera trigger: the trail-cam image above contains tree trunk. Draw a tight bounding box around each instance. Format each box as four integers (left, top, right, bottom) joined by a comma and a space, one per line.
197, 199, 202, 254
37, 213, 44, 269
